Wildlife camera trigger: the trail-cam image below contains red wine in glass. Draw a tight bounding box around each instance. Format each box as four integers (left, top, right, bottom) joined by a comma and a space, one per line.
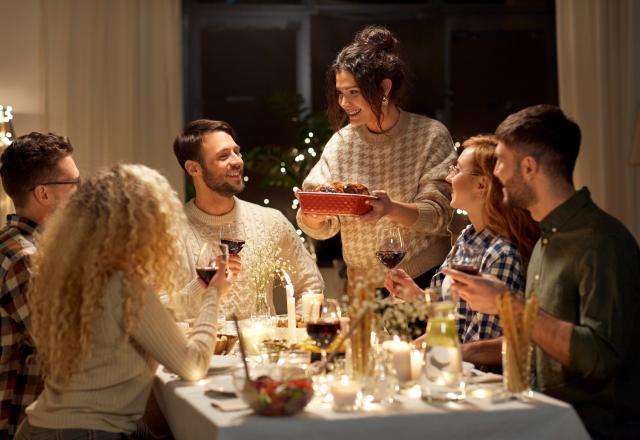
196, 267, 217, 284
306, 320, 341, 349
221, 238, 245, 255
376, 250, 406, 269
450, 263, 480, 275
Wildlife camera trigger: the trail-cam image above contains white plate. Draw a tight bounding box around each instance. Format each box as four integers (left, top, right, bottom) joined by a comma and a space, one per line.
210, 355, 242, 371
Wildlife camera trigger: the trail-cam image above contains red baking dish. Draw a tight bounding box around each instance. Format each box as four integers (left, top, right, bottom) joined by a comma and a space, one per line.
296, 191, 375, 216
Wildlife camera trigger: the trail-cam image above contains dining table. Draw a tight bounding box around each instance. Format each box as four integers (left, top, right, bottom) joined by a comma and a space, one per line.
153, 362, 591, 440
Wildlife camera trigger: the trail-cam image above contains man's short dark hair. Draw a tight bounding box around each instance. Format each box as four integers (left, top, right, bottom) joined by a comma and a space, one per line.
0, 132, 74, 207
495, 104, 581, 183
173, 120, 236, 171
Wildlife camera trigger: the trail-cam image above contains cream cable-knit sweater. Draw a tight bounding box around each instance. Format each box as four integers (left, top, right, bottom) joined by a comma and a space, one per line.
183, 198, 324, 319
26, 273, 219, 434
297, 109, 455, 287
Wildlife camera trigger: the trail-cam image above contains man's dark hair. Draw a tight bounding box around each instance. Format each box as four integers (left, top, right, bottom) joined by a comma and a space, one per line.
173, 120, 236, 171
495, 104, 581, 183
0, 132, 74, 207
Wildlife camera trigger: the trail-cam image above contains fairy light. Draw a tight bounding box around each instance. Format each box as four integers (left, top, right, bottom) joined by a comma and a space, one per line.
263, 198, 270, 205
308, 132, 314, 138
0, 105, 15, 146
243, 176, 249, 182
304, 138, 311, 144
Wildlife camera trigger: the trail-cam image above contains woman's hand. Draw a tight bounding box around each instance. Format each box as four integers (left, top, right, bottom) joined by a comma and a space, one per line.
204, 257, 234, 297
227, 255, 242, 278
384, 269, 425, 303
360, 190, 419, 227
360, 190, 393, 224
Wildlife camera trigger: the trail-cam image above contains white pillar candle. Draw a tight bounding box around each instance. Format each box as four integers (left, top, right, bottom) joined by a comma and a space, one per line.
382, 337, 412, 383
329, 375, 361, 410
286, 293, 297, 342
410, 349, 424, 381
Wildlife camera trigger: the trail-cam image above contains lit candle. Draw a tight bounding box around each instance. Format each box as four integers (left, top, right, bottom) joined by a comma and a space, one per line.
382, 337, 412, 383
287, 295, 296, 342
330, 375, 361, 411
241, 322, 274, 355
410, 349, 424, 381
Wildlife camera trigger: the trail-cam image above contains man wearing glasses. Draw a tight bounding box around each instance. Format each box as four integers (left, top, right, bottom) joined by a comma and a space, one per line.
0, 132, 79, 438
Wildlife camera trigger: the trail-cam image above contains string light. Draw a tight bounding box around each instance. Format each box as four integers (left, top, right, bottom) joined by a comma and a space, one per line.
0, 105, 15, 146
308, 132, 314, 138
263, 198, 270, 205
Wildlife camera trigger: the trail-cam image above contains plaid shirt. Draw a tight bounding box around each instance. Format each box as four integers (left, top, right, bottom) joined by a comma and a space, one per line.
0, 215, 43, 438
432, 225, 525, 344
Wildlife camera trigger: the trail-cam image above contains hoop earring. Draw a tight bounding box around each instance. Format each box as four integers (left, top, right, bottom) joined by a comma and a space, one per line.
382, 96, 389, 106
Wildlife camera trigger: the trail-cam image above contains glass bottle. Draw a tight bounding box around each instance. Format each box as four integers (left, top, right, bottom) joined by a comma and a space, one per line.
420, 300, 465, 401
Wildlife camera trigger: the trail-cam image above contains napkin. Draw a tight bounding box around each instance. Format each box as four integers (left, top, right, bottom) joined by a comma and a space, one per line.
210, 397, 250, 412
467, 371, 502, 384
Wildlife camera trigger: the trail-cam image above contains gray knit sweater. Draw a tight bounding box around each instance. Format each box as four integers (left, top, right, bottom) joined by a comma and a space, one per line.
297, 109, 455, 286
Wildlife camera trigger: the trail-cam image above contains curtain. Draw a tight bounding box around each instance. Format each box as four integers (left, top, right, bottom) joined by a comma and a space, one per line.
41, 0, 184, 194
556, 0, 640, 240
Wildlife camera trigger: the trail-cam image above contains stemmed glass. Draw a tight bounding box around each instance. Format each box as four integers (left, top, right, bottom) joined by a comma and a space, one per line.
449, 243, 482, 275
306, 299, 342, 366
219, 222, 246, 255
195, 242, 229, 285
442, 243, 483, 302
375, 226, 406, 270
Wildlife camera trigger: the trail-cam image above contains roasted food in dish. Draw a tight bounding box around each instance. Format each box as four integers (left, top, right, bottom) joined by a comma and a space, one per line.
312, 181, 370, 195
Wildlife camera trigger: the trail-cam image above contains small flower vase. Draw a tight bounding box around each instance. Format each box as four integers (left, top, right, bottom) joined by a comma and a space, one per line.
252, 290, 270, 319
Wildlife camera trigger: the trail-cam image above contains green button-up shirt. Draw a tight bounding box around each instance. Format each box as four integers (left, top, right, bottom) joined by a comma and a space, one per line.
526, 187, 640, 436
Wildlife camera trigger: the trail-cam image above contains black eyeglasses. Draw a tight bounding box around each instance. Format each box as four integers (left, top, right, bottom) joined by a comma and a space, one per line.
30, 178, 81, 191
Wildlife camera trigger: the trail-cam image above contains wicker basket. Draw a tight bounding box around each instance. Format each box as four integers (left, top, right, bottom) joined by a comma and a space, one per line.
296, 191, 374, 216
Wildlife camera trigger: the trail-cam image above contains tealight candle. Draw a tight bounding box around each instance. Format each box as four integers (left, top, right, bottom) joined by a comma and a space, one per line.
330, 375, 361, 411
241, 321, 274, 355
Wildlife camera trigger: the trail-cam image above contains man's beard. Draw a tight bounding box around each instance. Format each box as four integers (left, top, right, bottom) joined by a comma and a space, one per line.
202, 167, 245, 197
502, 171, 536, 209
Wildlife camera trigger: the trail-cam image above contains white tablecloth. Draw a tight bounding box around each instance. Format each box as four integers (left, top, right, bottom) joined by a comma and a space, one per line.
154, 367, 590, 440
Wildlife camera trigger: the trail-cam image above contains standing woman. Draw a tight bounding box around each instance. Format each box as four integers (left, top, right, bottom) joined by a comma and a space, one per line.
16, 164, 233, 439
297, 25, 456, 289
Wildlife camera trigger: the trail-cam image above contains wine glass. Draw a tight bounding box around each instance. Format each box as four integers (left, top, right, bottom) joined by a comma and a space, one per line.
195, 242, 229, 285
375, 226, 406, 270
219, 222, 246, 255
306, 299, 342, 366
444, 243, 482, 302
449, 243, 482, 275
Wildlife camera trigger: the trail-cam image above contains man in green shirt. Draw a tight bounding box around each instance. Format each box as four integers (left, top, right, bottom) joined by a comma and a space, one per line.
445, 104, 640, 439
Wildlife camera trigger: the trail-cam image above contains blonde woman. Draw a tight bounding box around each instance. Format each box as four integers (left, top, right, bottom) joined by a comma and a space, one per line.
16, 164, 233, 439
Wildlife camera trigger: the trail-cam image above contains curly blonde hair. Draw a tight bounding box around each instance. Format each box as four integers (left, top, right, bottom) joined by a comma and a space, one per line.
29, 164, 190, 383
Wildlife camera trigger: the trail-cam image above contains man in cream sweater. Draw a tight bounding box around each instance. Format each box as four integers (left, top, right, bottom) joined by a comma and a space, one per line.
173, 119, 324, 319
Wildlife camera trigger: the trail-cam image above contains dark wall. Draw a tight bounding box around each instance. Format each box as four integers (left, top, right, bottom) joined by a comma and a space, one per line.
184, 0, 557, 220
